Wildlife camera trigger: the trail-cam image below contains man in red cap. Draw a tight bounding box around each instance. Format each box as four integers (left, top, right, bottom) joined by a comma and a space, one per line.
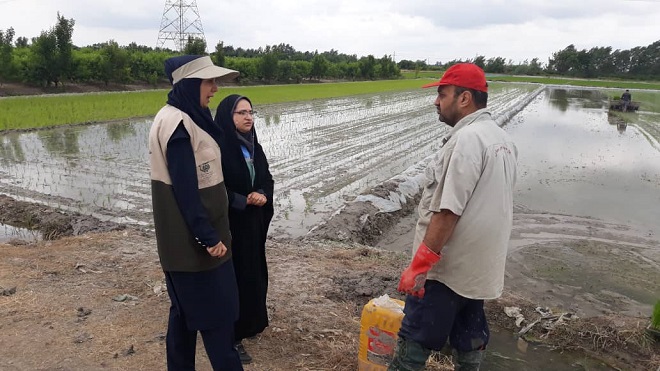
389, 63, 518, 371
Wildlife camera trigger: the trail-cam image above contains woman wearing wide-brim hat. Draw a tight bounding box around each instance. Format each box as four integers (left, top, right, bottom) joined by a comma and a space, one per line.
148, 55, 243, 370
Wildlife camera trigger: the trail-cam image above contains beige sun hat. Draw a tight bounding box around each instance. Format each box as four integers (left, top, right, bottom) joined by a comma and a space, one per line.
171, 56, 239, 84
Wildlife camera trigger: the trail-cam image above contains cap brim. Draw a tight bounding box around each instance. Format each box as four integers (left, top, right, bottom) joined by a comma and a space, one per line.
422, 81, 448, 89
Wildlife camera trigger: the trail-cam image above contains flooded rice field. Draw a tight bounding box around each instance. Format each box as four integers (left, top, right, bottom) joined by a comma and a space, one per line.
1, 84, 659, 369
367, 86, 660, 369
375, 86, 660, 317
0, 84, 658, 244
511, 87, 660, 235
0, 83, 540, 240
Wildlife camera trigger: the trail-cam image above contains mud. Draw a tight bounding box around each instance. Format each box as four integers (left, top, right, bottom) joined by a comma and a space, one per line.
306, 179, 422, 245
0, 194, 126, 241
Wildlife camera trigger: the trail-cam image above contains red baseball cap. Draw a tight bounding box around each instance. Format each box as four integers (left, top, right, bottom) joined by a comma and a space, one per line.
422, 63, 488, 92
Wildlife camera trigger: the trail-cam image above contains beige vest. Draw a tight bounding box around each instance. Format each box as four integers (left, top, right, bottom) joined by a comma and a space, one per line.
149, 105, 232, 272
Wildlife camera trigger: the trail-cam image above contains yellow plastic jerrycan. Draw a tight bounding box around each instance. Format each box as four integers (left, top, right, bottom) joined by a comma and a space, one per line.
358, 294, 405, 370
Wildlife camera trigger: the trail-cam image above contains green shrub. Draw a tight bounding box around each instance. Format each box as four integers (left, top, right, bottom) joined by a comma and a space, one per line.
653, 300, 660, 329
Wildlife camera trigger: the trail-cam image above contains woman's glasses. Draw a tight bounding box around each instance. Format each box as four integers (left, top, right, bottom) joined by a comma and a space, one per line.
233, 110, 256, 116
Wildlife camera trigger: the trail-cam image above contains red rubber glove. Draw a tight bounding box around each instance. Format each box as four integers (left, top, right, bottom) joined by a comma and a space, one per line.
397, 242, 441, 298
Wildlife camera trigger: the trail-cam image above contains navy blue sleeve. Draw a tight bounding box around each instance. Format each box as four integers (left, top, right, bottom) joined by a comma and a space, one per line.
229, 191, 248, 210
166, 123, 220, 249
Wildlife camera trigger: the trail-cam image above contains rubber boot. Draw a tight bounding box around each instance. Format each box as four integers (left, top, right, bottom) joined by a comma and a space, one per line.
388, 337, 432, 371
453, 349, 484, 371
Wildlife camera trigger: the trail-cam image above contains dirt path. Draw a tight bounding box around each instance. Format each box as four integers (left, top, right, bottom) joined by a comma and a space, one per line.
0, 82, 170, 97
1, 205, 658, 370
0, 229, 402, 371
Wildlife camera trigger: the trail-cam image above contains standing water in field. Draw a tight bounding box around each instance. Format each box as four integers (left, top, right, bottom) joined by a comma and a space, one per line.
0, 223, 40, 243
510, 87, 660, 235
1, 85, 657, 370
380, 86, 660, 251
0, 83, 540, 239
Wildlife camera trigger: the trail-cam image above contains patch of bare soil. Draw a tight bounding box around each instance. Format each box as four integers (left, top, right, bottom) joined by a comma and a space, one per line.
307, 179, 422, 246
0, 198, 658, 370
0, 82, 170, 97
0, 195, 125, 241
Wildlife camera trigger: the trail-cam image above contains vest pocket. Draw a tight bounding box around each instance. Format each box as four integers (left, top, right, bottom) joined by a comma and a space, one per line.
196, 148, 223, 189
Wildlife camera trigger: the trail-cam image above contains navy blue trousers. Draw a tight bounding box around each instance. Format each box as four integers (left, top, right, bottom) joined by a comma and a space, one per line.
165, 261, 243, 371
398, 280, 489, 352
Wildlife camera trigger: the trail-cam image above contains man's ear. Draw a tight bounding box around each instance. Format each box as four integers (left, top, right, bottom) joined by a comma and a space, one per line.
459, 90, 472, 107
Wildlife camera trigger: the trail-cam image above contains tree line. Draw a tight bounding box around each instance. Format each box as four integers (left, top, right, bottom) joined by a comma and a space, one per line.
0, 13, 658, 88
400, 41, 660, 80
0, 14, 399, 87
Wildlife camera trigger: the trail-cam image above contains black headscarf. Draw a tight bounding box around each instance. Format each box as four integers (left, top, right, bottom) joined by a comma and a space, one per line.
215, 94, 256, 150
215, 94, 266, 194
164, 55, 223, 146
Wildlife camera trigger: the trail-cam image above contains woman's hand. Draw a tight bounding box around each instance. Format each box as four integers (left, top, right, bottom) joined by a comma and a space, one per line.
246, 192, 267, 207
206, 241, 227, 258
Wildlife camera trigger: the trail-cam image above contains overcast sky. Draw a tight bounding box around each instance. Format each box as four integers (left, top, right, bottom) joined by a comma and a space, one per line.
1, 0, 659, 65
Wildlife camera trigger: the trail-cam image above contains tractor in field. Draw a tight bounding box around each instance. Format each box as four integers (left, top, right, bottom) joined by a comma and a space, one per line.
609, 96, 640, 112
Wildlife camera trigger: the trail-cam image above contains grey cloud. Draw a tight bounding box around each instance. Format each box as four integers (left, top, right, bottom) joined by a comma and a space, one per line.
389, 0, 644, 30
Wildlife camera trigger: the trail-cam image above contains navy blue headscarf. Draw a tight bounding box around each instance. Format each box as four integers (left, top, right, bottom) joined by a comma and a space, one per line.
164, 55, 223, 146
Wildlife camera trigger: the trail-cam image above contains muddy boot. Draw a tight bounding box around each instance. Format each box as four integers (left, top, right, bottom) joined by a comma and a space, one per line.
234, 341, 252, 364
453, 349, 484, 371
388, 337, 432, 371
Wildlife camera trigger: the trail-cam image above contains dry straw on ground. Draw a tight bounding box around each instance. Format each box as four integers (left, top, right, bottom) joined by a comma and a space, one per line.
1, 229, 658, 370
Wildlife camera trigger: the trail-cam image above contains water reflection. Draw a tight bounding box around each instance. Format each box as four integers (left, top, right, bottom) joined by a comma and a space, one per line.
484, 330, 615, 370
549, 88, 606, 111
549, 89, 569, 111
38, 128, 80, 156
106, 122, 136, 143
259, 112, 282, 128
617, 121, 627, 134
0, 134, 25, 163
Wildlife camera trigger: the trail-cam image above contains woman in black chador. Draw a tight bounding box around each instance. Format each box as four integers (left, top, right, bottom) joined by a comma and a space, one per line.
215, 94, 274, 364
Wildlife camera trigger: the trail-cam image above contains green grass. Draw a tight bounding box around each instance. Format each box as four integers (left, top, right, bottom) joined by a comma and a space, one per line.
653, 300, 660, 329
218, 80, 430, 105
0, 91, 167, 131
0, 80, 431, 131
2, 75, 660, 131
401, 70, 442, 79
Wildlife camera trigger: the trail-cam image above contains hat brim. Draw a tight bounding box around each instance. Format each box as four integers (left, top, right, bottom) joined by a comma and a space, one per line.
187, 65, 239, 82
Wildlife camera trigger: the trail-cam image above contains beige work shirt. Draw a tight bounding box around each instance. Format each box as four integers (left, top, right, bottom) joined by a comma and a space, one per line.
413, 108, 518, 299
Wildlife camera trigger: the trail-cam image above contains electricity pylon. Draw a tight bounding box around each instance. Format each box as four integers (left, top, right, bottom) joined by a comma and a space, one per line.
156, 0, 206, 51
